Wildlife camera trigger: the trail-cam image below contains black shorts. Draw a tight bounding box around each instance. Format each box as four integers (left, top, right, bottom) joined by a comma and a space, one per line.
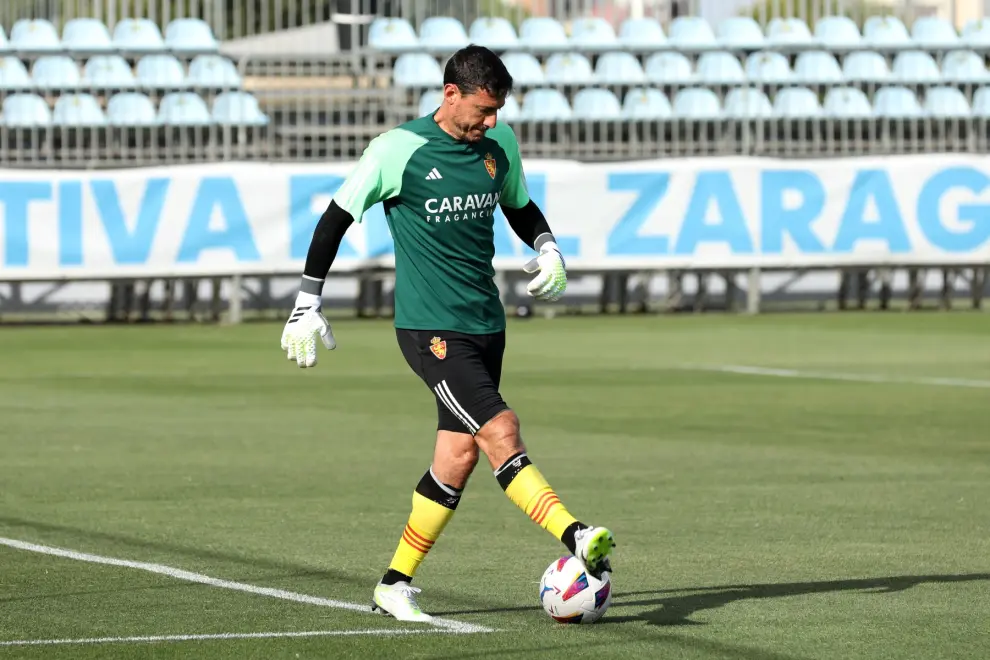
396, 328, 509, 436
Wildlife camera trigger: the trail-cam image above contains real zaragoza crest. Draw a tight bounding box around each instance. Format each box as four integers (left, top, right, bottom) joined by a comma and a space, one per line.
429, 336, 447, 359
484, 153, 496, 179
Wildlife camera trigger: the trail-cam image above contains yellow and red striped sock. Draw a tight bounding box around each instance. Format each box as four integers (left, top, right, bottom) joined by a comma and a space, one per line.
495, 452, 583, 548
382, 469, 461, 584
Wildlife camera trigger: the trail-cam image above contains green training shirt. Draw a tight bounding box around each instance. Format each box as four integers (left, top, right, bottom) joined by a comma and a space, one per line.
331, 114, 531, 335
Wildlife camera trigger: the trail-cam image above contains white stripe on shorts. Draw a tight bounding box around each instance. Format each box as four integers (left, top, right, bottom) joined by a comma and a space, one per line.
434, 379, 480, 434
439, 380, 481, 432
433, 384, 474, 433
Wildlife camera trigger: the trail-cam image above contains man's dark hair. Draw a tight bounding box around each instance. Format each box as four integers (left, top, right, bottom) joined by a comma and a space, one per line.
443, 44, 514, 99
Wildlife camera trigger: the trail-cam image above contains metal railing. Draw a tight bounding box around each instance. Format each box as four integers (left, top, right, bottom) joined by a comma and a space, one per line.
1, 111, 987, 167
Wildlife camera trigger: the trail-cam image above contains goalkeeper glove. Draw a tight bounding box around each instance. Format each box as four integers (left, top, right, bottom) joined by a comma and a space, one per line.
280, 292, 336, 368
523, 241, 567, 302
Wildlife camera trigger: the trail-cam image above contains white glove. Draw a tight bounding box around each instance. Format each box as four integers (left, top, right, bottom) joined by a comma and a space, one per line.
523, 241, 567, 302
280, 292, 336, 368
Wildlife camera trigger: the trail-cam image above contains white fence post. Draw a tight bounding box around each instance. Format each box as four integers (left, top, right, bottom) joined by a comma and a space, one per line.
228, 273, 243, 325
747, 268, 762, 315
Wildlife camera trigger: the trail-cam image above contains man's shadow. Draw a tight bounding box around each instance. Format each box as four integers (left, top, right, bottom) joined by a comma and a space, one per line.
603, 573, 990, 626
436, 573, 990, 627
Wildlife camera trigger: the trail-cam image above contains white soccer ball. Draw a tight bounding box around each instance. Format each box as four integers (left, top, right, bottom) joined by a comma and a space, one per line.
539, 555, 612, 624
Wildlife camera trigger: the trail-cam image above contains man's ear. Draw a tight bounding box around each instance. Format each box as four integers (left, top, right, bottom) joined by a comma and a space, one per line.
442, 83, 460, 104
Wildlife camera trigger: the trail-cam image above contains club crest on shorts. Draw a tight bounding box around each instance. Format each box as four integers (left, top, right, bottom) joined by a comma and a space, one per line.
484, 152, 496, 179
429, 336, 447, 360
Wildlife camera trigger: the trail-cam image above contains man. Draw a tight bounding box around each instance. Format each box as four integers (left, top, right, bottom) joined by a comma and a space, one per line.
280, 45, 615, 622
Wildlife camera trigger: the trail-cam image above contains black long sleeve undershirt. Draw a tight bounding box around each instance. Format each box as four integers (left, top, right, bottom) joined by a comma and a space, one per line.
300, 200, 354, 294
502, 200, 555, 251
299, 199, 554, 296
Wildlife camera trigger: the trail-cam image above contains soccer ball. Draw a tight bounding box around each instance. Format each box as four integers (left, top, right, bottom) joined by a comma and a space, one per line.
539, 556, 612, 624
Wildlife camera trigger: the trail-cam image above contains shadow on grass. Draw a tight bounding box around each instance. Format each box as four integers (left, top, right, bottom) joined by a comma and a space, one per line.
603, 574, 990, 626
433, 573, 990, 627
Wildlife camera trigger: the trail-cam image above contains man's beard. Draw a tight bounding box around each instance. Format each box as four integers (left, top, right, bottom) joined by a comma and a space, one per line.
458, 122, 484, 141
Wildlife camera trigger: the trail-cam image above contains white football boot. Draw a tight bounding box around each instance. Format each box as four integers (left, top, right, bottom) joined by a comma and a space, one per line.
371, 582, 434, 622
573, 526, 615, 578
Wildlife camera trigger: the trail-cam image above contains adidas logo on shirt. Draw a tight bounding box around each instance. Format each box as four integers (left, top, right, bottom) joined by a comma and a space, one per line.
425, 167, 443, 180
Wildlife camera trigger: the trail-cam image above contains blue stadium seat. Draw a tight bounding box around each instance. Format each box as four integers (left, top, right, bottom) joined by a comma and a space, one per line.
519, 17, 568, 50
772, 86, 823, 117
392, 53, 443, 86
716, 17, 765, 49
468, 17, 518, 50
793, 51, 844, 84
924, 86, 970, 118
53, 93, 107, 126
187, 55, 241, 88
644, 52, 694, 85
158, 92, 212, 126
213, 91, 268, 126
571, 88, 622, 119
911, 16, 959, 48
418, 89, 443, 116
961, 18, 990, 47
814, 16, 862, 48
418, 17, 469, 52
672, 88, 722, 119
83, 55, 136, 88
745, 52, 793, 83
113, 18, 166, 52
941, 50, 990, 83
891, 51, 941, 83
971, 87, 990, 116
519, 88, 571, 120
136, 54, 187, 88
499, 95, 521, 121
618, 18, 666, 50
1, 93, 51, 127
544, 53, 594, 84
695, 51, 746, 85
723, 87, 773, 118
668, 16, 717, 51
32, 56, 81, 89
107, 92, 160, 126
0, 57, 32, 90
621, 87, 672, 119
62, 18, 114, 52
863, 16, 911, 47
766, 18, 814, 46
368, 18, 418, 51
10, 18, 61, 51
873, 86, 924, 118
594, 51, 645, 84
823, 86, 873, 117
500, 53, 544, 85
842, 50, 891, 82
569, 17, 617, 49
165, 18, 219, 52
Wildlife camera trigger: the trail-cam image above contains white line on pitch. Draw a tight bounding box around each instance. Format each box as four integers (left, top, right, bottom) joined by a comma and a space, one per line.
0, 629, 438, 647
685, 364, 990, 389
0, 537, 492, 635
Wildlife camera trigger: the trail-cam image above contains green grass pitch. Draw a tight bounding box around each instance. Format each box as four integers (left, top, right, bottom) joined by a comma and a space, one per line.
1, 312, 989, 659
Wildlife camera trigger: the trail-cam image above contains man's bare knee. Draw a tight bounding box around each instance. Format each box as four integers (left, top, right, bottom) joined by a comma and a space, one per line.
432, 431, 480, 489
450, 440, 480, 474
475, 410, 526, 469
